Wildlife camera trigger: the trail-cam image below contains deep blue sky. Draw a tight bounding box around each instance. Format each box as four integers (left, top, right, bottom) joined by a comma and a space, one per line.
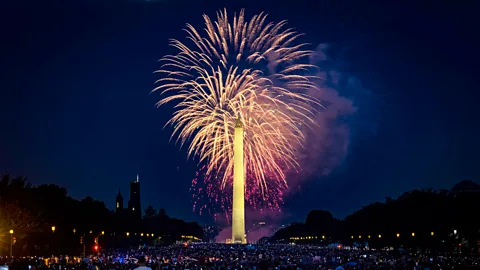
1, 0, 478, 225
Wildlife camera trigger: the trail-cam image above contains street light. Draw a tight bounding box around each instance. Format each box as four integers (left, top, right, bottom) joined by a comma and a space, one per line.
73, 228, 76, 234
101, 231, 105, 235
126, 232, 130, 237
9, 230, 13, 257
412, 232, 415, 237
431, 232, 434, 236
396, 233, 400, 238
51, 226, 56, 254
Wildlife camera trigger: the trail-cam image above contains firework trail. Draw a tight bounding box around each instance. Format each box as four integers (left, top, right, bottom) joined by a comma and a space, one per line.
154, 9, 319, 212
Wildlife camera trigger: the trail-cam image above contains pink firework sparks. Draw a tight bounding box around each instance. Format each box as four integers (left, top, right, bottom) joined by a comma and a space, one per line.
191, 164, 287, 217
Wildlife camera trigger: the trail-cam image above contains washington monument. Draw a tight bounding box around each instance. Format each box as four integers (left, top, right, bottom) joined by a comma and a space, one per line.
232, 116, 246, 243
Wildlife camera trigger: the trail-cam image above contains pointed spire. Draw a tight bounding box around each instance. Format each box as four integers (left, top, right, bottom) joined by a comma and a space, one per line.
116, 189, 123, 199
235, 114, 242, 128
136, 174, 139, 183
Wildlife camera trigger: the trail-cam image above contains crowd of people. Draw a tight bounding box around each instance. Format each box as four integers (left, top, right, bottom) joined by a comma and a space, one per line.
2, 243, 480, 269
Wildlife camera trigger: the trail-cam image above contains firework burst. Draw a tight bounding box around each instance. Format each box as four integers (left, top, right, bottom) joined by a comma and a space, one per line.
154, 9, 318, 211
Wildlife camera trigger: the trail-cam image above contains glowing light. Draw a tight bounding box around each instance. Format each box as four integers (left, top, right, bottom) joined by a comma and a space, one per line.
155, 9, 318, 211
141, 233, 144, 237
322, 235, 325, 239
73, 228, 76, 233
378, 234, 382, 238
431, 231, 434, 236
396, 233, 400, 238
368, 235, 371, 239
232, 117, 246, 244
101, 231, 105, 235
126, 232, 130, 236
9, 230, 13, 234
51, 226, 56, 232
411, 232, 415, 237
358, 235, 362, 239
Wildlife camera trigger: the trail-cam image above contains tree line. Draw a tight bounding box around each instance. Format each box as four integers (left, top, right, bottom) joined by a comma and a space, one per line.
272, 180, 480, 252
0, 174, 203, 256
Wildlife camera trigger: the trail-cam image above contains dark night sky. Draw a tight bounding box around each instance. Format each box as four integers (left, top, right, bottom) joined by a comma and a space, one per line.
1, 0, 479, 225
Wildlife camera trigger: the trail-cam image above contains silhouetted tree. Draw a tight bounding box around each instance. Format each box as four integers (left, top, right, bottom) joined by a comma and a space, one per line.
0, 200, 41, 237
158, 208, 167, 218
273, 180, 480, 252
144, 206, 157, 219
305, 210, 341, 237
272, 222, 306, 241
0, 173, 205, 253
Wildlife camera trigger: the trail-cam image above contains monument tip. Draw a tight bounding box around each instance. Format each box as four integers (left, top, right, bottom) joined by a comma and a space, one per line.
235, 115, 242, 128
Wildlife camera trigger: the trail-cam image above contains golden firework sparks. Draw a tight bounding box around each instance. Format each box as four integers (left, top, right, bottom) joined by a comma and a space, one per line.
154, 9, 318, 199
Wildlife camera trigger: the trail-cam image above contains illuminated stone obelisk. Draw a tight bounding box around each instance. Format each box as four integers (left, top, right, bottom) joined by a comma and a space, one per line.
232, 116, 246, 244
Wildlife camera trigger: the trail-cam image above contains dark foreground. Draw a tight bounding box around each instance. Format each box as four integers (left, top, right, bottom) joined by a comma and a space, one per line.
3, 244, 480, 269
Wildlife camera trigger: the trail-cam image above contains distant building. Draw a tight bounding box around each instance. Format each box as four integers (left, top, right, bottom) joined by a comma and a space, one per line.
128, 175, 142, 220
450, 180, 480, 199
451, 180, 480, 193
116, 189, 124, 213
116, 174, 142, 222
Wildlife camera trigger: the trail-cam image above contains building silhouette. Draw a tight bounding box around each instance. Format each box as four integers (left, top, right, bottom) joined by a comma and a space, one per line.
451, 180, 480, 194
116, 174, 142, 224
128, 174, 142, 220
116, 189, 124, 213
450, 180, 480, 200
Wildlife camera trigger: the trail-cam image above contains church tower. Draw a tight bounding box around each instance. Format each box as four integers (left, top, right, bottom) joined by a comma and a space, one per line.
116, 189, 123, 213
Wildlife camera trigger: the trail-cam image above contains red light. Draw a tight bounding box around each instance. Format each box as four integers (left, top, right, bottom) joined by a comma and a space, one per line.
94, 245, 99, 251
458, 244, 462, 247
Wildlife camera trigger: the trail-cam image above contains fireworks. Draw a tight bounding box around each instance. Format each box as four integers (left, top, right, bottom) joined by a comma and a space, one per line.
154, 9, 318, 211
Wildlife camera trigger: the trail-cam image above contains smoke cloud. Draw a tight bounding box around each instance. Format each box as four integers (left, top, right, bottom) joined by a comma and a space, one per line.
290, 44, 358, 184
214, 208, 287, 243
211, 44, 366, 238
